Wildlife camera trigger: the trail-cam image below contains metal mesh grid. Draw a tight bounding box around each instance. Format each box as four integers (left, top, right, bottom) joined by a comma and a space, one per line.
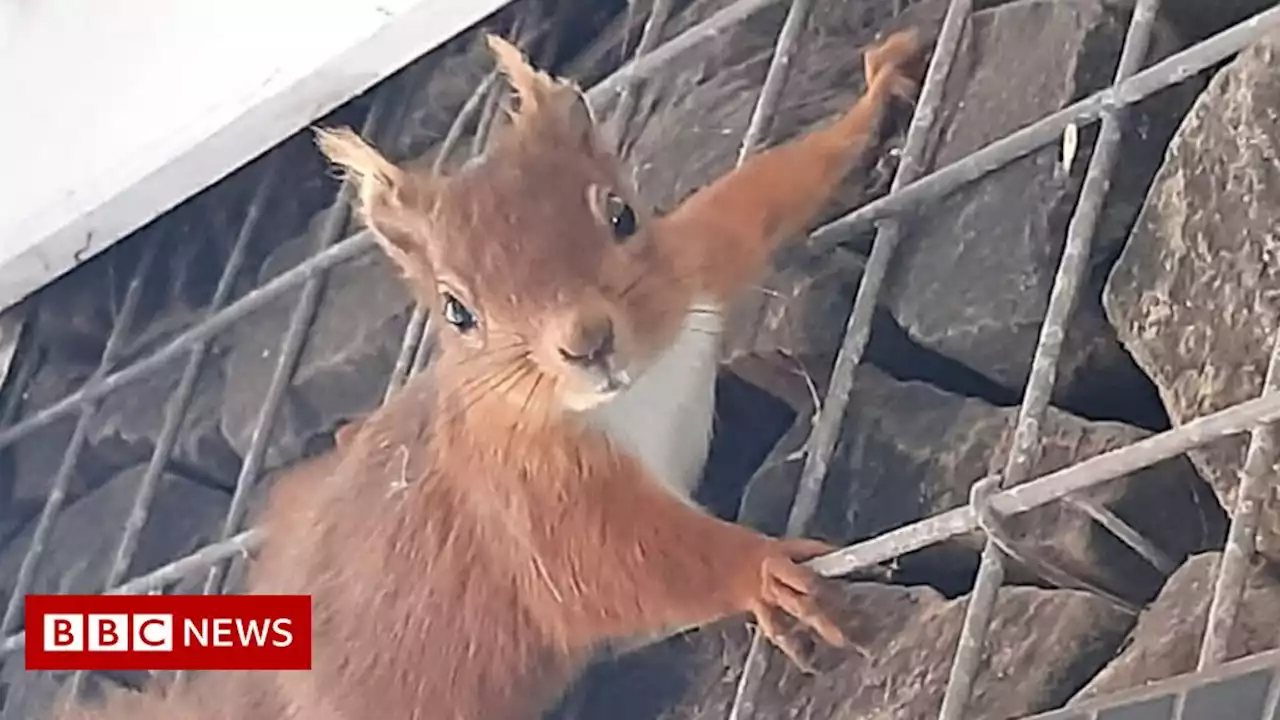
0, 0, 1278, 718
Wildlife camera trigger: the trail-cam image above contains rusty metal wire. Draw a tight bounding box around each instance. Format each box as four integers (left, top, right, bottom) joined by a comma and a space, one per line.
1198, 326, 1280, 670
194, 100, 385, 600
0, 239, 160, 634
810, 2, 1280, 248
608, 0, 674, 154
937, 0, 1163, 714
588, 0, 780, 103
60, 157, 284, 700
8, 379, 1280, 658
728, 1, 972, 717
806, 389, 1280, 579
735, 0, 812, 163
0, 529, 265, 655
164, 86, 408, 694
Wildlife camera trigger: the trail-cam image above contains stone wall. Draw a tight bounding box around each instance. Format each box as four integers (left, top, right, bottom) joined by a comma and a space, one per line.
3, 0, 1280, 717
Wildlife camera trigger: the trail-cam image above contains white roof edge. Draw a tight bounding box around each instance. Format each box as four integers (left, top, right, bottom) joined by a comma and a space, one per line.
0, 0, 515, 314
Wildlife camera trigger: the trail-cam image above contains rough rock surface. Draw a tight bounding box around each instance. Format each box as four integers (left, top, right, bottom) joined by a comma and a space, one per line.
881, 0, 1198, 424
1073, 551, 1280, 701
89, 359, 241, 488
0, 464, 230, 603
0, 662, 66, 720
220, 208, 414, 469
0, 466, 230, 719
564, 582, 1131, 720
1, 363, 136, 536
1103, 31, 1280, 561
742, 365, 1226, 601
1158, 0, 1278, 44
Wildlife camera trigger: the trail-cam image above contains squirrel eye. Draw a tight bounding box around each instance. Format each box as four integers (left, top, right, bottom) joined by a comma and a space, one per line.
441, 292, 477, 333
605, 192, 638, 240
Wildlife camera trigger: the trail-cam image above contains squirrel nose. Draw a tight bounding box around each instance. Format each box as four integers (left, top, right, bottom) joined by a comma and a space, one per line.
557, 316, 615, 368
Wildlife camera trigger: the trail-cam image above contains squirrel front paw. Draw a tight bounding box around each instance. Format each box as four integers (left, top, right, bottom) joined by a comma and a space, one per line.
744, 537, 850, 672
864, 28, 926, 105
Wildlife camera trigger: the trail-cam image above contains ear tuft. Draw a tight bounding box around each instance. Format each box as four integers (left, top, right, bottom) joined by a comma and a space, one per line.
313, 126, 401, 196
483, 34, 601, 154
313, 126, 422, 272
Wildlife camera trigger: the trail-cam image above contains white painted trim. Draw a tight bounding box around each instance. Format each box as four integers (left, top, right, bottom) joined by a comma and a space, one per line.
0, 0, 514, 313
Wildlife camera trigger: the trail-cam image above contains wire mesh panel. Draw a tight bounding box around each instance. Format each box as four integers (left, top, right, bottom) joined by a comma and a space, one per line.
2, 0, 1280, 718
1027, 649, 1280, 720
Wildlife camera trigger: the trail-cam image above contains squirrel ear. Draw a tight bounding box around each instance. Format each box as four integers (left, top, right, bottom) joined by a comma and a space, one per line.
484, 33, 601, 155
313, 126, 422, 270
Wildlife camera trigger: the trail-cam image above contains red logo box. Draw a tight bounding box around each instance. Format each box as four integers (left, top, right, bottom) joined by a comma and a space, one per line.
24, 594, 311, 672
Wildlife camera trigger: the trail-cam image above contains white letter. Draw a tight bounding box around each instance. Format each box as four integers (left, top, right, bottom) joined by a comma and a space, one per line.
271, 618, 293, 648
212, 618, 233, 647
132, 614, 173, 652
184, 618, 208, 647
87, 614, 128, 652
44, 614, 83, 652
236, 619, 270, 647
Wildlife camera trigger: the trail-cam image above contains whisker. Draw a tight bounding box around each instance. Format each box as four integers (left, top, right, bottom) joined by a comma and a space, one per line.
506, 369, 544, 457
444, 357, 527, 409
438, 362, 528, 428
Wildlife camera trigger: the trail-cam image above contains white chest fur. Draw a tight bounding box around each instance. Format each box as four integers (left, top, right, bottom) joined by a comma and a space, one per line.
584, 303, 723, 505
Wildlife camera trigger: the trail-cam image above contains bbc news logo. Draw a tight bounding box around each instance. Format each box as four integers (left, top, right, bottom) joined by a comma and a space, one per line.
25, 594, 311, 671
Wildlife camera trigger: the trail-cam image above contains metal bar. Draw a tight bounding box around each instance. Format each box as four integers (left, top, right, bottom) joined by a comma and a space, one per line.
1264, 665, 1280, 719
0, 530, 265, 656
609, 0, 673, 151
6, 376, 1280, 660
384, 69, 499, 399
0, 321, 38, 429
938, 0, 1160, 714
788, 0, 970, 549
6, 5, 1276, 456
1065, 495, 1176, 574
588, 0, 783, 103
806, 388, 1280, 581
723, 5, 834, 715
809, 3, 1280, 248
0, 240, 160, 634
196, 100, 395, 600
61, 159, 282, 699
727, 4, 972, 719
434, 72, 501, 173
735, 0, 812, 164
0, 306, 28, 401
0, 232, 375, 450
105, 163, 278, 591
1198, 327, 1280, 669
385, 306, 430, 402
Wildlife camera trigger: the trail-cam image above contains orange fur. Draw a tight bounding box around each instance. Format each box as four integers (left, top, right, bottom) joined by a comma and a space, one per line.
662, 28, 922, 300
47, 28, 924, 720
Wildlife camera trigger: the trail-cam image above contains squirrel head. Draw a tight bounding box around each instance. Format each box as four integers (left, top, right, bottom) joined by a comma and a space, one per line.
315, 34, 689, 419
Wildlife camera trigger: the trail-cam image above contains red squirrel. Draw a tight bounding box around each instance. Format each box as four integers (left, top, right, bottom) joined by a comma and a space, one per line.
48, 28, 924, 720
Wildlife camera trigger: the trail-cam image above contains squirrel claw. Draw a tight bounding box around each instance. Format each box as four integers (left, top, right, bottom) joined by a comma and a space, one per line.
864, 28, 926, 106
864, 28, 924, 81
751, 602, 820, 673
745, 538, 849, 670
